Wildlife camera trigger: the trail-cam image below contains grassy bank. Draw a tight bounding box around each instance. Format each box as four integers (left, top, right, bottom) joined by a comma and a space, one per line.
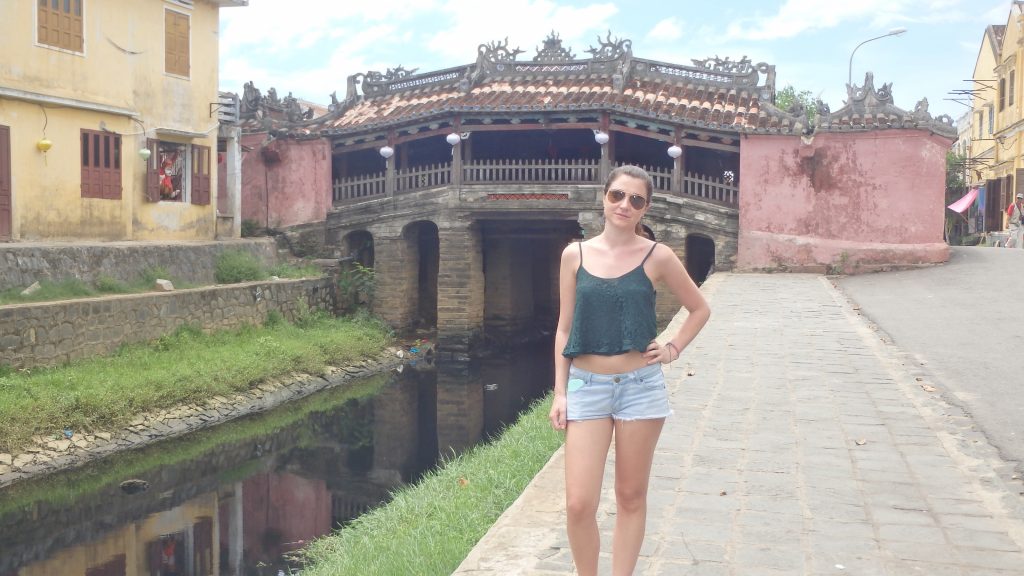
299, 394, 564, 576
0, 371, 391, 517
0, 311, 391, 454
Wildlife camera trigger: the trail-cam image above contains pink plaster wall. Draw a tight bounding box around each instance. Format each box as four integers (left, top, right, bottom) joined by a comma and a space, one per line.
241, 133, 331, 229
242, 471, 332, 563
737, 130, 952, 272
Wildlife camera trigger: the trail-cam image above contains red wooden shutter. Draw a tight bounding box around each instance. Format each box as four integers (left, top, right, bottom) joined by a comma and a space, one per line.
81, 130, 97, 198
81, 130, 121, 200
191, 144, 210, 205
102, 133, 122, 199
146, 139, 160, 202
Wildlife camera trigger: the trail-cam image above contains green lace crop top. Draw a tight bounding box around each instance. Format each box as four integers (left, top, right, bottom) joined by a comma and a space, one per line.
562, 242, 658, 357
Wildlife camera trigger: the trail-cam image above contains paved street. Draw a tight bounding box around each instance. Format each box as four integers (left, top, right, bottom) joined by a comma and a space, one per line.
837, 247, 1024, 476
454, 272, 1024, 575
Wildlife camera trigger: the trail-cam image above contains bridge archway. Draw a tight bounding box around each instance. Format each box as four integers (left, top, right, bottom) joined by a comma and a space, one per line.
685, 234, 716, 286
403, 220, 440, 329
342, 230, 374, 267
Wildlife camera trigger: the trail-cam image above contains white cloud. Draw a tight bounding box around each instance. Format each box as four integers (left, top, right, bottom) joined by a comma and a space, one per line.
422, 0, 619, 63
647, 17, 682, 42
724, 0, 971, 41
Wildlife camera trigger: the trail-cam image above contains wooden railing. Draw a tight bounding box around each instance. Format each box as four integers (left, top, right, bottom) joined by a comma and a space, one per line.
331, 159, 738, 206
463, 158, 599, 184
333, 171, 385, 203
683, 171, 738, 204
614, 162, 672, 191
396, 162, 451, 192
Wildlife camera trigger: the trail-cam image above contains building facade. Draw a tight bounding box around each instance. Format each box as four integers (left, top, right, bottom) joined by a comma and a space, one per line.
0, 0, 245, 242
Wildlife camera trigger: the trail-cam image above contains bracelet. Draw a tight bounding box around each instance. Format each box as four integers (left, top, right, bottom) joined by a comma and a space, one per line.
665, 342, 679, 362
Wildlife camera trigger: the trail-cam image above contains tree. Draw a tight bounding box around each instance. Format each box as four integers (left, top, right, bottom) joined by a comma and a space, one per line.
774, 84, 816, 124
944, 151, 969, 244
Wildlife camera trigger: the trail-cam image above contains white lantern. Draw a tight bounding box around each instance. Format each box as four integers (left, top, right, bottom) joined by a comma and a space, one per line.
138, 147, 152, 161
593, 130, 610, 145
446, 132, 462, 146
667, 145, 682, 159
379, 146, 394, 159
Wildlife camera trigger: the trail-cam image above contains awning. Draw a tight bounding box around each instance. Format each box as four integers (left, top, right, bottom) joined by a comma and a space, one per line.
947, 187, 979, 214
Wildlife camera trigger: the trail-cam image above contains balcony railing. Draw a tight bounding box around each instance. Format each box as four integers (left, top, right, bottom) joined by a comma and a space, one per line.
333, 171, 386, 204
464, 158, 599, 184
331, 158, 738, 206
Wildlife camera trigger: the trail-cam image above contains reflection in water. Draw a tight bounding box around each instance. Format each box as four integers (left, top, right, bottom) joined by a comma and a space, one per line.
0, 342, 552, 575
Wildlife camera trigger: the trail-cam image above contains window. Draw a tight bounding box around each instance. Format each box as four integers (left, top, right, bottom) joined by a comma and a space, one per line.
989, 107, 994, 135
81, 129, 122, 199
1011, 71, 1016, 107
38, 0, 84, 53
165, 9, 190, 77
145, 140, 210, 205
977, 112, 984, 139
999, 78, 1006, 111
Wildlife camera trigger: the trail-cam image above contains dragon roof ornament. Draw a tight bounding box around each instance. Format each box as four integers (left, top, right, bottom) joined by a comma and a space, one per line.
534, 31, 576, 63
585, 30, 632, 60
816, 72, 955, 136
238, 81, 316, 127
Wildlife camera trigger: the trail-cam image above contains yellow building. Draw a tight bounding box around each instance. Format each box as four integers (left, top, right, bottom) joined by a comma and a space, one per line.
968, 23, 1003, 232
0, 0, 245, 241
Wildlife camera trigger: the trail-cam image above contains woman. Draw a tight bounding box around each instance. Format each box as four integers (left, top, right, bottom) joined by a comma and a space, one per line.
549, 165, 710, 576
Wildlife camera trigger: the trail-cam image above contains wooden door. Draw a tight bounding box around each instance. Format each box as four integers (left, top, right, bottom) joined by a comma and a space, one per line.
0, 125, 11, 240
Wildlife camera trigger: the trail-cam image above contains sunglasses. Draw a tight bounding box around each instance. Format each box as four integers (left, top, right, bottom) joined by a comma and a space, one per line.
606, 188, 648, 210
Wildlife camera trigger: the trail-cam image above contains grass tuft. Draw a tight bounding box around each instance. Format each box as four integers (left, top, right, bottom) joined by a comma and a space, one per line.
298, 395, 564, 576
0, 314, 391, 454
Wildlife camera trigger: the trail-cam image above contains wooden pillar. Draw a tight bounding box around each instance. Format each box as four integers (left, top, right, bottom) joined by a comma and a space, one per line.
385, 130, 396, 197
598, 113, 611, 183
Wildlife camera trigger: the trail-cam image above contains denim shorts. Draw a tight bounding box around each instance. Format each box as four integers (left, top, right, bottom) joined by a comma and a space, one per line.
566, 362, 672, 421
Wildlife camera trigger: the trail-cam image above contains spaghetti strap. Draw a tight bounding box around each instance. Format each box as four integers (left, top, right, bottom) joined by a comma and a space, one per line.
578, 241, 584, 266
639, 241, 658, 266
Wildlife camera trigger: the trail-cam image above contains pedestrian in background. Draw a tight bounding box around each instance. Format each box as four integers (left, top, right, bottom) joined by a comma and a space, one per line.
1008, 193, 1024, 248
549, 165, 711, 576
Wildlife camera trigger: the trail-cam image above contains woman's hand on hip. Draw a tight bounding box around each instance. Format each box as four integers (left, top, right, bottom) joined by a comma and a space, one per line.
549, 394, 567, 430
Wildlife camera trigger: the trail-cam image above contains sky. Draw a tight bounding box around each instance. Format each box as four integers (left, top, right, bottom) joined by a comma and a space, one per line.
219, 0, 1013, 123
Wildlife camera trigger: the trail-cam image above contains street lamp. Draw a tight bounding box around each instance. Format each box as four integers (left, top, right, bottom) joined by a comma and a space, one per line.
848, 27, 907, 87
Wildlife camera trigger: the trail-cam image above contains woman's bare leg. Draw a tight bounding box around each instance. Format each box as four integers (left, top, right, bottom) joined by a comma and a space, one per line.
611, 418, 664, 576
564, 418, 614, 576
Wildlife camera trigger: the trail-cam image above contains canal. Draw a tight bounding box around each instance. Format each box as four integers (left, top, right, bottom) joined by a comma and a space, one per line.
0, 341, 553, 575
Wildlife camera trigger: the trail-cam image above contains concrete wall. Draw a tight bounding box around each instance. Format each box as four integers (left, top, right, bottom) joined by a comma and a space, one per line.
737, 130, 951, 272
240, 133, 331, 229
0, 239, 278, 291
0, 0, 228, 240
0, 277, 335, 369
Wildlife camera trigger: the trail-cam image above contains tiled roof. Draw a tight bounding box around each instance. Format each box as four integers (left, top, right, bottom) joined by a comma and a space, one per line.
298, 34, 807, 136
318, 72, 797, 135
227, 32, 951, 139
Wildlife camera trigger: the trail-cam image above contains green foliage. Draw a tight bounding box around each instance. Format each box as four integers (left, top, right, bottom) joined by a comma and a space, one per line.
140, 266, 172, 285
0, 279, 97, 305
215, 250, 266, 284
775, 84, 816, 123
0, 315, 392, 453
94, 275, 130, 294
299, 396, 564, 576
293, 298, 329, 329
264, 309, 284, 327
269, 262, 324, 279
241, 219, 262, 237
337, 262, 375, 314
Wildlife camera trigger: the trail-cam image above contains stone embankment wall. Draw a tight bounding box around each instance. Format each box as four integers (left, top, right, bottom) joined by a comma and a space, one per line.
0, 239, 279, 291
0, 278, 335, 369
